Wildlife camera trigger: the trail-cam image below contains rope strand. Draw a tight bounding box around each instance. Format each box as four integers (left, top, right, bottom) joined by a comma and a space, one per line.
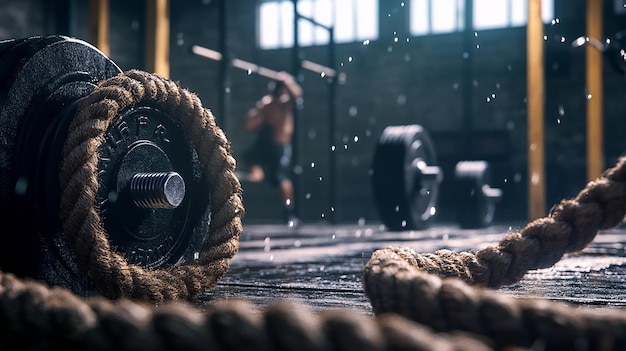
362, 155, 626, 350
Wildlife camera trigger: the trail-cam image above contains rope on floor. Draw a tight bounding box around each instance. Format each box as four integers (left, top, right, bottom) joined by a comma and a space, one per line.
363, 155, 626, 350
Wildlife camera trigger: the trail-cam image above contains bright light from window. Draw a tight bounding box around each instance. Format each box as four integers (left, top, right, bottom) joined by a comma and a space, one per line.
410, 0, 555, 36
474, 0, 509, 30
258, 0, 378, 49
431, 0, 459, 33
410, 0, 429, 35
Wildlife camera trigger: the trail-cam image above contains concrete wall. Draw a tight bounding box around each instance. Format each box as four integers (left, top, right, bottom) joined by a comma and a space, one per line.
1, 0, 625, 225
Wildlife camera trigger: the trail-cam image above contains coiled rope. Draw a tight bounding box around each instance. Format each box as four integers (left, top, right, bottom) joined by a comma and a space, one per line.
362, 155, 626, 350
1, 69, 626, 350
59, 69, 244, 301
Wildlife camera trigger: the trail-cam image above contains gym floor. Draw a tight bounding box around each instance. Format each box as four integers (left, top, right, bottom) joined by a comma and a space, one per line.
201, 221, 626, 312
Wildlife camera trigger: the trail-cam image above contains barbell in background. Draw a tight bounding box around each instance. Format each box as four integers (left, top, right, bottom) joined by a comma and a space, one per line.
371, 124, 502, 231
0, 35, 211, 293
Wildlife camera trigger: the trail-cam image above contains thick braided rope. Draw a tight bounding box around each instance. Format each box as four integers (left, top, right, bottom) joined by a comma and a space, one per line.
59, 70, 244, 301
0, 271, 498, 351
363, 155, 626, 349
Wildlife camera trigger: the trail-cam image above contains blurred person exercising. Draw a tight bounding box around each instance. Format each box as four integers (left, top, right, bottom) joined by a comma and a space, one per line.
243, 71, 303, 227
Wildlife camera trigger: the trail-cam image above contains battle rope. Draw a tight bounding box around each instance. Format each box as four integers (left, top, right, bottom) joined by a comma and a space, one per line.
0, 271, 500, 351
1, 69, 625, 350
363, 155, 626, 350
59, 70, 244, 301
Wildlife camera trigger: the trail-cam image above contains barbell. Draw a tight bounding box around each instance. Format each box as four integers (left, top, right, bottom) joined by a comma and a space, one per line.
371, 124, 502, 230
0, 35, 233, 297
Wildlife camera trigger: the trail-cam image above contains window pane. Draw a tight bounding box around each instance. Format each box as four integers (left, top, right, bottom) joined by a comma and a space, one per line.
259, 2, 280, 49
510, 0, 526, 26
314, 0, 332, 44
410, 0, 429, 35
335, 0, 354, 42
280, 1, 294, 47
432, 0, 458, 33
541, 0, 554, 23
474, 0, 508, 30
356, 0, 378, 40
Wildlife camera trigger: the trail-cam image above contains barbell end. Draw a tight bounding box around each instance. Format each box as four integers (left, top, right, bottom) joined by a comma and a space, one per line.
481, 185, 503, 202
130, 172, 186, 209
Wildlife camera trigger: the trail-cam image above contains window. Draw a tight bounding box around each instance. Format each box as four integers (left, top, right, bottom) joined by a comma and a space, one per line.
410, 0, 554, 36
258, 0, 379, 49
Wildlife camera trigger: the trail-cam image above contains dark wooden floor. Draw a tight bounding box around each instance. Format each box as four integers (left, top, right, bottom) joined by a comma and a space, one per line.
202, 221, 626, 312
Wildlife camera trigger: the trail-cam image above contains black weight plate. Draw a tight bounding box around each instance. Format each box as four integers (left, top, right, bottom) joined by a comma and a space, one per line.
371, 124, 441, 231
96, 106, 210, 269
454, 160, 500, 228
0, 35, 121, 283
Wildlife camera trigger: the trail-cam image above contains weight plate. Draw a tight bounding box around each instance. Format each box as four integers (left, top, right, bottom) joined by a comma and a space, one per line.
371, 125, 442, 231
0, 35, 121, 283
454, 160, 502, 228
96, 106, 210, 269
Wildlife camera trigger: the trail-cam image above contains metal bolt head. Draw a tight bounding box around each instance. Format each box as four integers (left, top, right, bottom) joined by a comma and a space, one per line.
130, 172, 185, 209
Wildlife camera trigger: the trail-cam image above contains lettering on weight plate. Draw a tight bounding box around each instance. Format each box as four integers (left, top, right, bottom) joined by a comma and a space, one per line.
126, 235, 176, 265
153, 124, 170, 143
136, 115, 149, 136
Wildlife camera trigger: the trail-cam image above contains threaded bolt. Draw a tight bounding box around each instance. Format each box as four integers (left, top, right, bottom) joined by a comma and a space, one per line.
130, 172, 185, 209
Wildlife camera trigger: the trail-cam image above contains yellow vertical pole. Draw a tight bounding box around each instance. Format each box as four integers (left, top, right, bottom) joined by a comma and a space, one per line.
586, 0, 603, 181
527, 0, 545, 220
89, 0, 110, 56
146, 0, 170, 78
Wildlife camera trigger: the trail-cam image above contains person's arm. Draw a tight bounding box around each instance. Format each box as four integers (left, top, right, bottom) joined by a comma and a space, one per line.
245, 98, 268, 131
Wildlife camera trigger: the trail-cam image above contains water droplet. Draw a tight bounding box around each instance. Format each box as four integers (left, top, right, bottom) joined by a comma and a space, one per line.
331, 145, 336, 152
531, 172, 541, 185
353, 136, 359, 142
394, 37, 398, 43
344, 144, 348, 150
311, 162, 315, 168
401, 1, 405, 6
543, 35, 548, 41
587, 94, 592, 100
306, 193, 311, 199
397, 94, 406, 105
348, 56, 353, 62
331, 207, 335, 212
321, 213, 325, 218
362, 40, 370, 46
293, 165, 303, 174
14, 176, 28, 196
491, 93, 496, 98
285, 199, 291, 206
560, 36, 566, 43
558, 104, 565, 116
556, 118, 561, 124
476, 44, 480, 49
349, 106, 358, 116
395, 205, 400, 212
401, 220, 407, 227
486, 97, 491, 102
319, 176, 323, 181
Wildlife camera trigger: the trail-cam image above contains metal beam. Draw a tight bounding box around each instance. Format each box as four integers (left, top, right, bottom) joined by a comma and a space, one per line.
527, 0, 546, 220
586, 0, 603, 181
89, 0, 109, 56
146, 0, 170, 78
